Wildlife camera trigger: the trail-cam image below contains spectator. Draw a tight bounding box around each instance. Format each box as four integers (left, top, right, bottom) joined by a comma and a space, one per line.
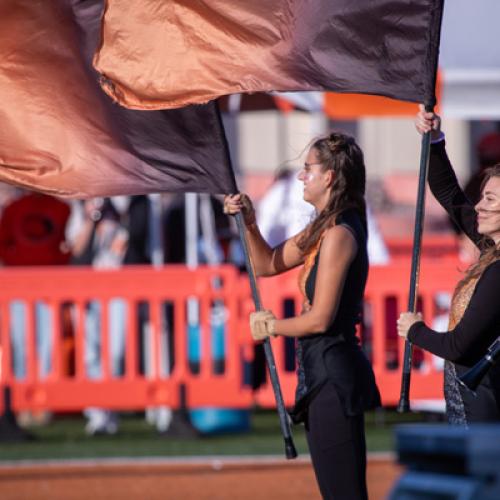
0, 192, 70, 426
0, 193, 70, 379
67, 196, 150, 435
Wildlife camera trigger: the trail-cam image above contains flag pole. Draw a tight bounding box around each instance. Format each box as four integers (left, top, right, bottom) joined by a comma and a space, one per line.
216, 100, 297, 459
235, 213, 298, 459
397, 104, 433, 413
397, 0, 444, 413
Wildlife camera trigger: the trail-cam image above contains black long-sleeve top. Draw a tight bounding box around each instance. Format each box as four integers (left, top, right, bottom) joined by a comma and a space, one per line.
407, 141, 500, 367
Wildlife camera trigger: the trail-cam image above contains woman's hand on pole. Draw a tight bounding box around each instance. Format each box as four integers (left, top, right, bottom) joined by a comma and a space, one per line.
250, 310, 277, 341
223, 194, 256, 226
416, 104, 442, 141
397, 312, 423, 339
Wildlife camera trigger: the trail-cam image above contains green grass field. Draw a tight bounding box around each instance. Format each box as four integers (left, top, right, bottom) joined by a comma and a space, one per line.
0, 409, 430, 461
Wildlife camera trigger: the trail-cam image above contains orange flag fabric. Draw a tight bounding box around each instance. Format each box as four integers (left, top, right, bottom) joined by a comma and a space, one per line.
0, 0, 236, 198
94, 0, 444, 111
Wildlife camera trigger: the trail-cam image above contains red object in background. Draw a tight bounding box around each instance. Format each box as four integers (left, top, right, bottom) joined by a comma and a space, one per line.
0, 193, 70, 266
477, 132, 500, 167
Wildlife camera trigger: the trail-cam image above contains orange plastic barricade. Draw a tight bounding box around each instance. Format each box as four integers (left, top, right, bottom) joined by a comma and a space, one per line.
253, 258, 463, 408
0, 266, 253, 414
0, 258, 465, 415
365, 258, 462, 406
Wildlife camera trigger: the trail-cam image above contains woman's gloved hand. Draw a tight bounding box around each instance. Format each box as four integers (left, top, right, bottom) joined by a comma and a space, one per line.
249, 310, 276, 341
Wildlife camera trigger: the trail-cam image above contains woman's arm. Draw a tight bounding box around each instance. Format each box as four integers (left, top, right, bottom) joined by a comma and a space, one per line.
224, 194, 305, 276
246, 223, 305, 276
406, 261, 500, 364
428, 142, 481, 246
271, 225, 358, 337
416, 107, 481, 246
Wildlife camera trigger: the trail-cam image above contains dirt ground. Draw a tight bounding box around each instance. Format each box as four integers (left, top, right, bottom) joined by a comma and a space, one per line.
0, 455, 401, 500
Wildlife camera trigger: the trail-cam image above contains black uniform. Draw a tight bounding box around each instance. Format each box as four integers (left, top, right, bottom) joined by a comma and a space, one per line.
408, 141, 500, 423
290, 209, 381, 500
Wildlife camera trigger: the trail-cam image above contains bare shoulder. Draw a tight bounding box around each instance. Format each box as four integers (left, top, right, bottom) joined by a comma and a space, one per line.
322, 224, 357, 248
320, 225, 358, 261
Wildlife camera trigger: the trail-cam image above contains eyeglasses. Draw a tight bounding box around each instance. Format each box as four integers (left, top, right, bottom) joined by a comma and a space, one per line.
302, 162, 323, 169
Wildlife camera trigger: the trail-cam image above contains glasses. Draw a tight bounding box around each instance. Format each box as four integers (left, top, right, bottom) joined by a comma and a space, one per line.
302, 162, 323, 169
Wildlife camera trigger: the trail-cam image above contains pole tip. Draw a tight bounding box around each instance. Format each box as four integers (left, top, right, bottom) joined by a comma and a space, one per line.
397, 398, 410, 413
284, 437, 298, 460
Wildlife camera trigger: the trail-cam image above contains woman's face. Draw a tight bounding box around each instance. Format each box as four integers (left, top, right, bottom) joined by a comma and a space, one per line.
475, 176, 500, 244
297, 148, 333, 209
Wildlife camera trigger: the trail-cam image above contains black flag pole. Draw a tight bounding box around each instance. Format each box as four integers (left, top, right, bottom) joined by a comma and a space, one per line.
235, 213, 298, 459
214, 102, 297, 459
397, 113, 433, 413
396, 0, 444, 413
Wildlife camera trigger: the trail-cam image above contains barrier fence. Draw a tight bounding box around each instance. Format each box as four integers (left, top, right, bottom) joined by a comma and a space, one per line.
0, 258, 463, 415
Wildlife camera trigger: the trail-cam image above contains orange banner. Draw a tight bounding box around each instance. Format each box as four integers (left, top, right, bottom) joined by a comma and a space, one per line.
94, 0, 443, 110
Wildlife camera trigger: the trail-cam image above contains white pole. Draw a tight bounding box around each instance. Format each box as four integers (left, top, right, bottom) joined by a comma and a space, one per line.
145, 194, 171, 431
185, 193, 199, 335
148, 193, 164, 267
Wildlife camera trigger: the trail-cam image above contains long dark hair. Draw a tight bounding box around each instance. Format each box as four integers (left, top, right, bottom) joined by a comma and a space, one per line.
297, 132, 366, 254
458, 163, 500, 289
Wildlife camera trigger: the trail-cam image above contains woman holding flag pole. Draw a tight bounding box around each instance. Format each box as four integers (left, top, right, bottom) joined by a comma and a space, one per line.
397, 106, 500, 424
225, 133, 380, 500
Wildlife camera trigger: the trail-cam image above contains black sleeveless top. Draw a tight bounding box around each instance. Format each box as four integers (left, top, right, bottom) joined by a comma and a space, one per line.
290, 209, 381, 423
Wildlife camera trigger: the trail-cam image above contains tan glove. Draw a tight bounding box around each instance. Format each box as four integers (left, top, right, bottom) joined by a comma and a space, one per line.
249, 310, 276, 341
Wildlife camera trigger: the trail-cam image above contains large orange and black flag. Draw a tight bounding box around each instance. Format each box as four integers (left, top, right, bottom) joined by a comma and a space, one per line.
0, 0, 236, 198
94, 0, 444, 111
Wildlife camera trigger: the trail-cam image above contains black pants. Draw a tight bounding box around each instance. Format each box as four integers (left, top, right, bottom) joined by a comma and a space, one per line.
305, 382, 368, 500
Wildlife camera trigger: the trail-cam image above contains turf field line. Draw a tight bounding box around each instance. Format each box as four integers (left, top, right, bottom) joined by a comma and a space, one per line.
0, 452, 395, 469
